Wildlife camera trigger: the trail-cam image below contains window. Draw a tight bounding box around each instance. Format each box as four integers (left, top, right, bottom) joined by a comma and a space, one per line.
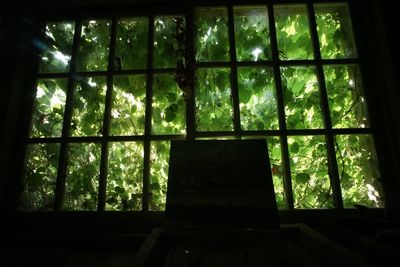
20, 2, 383, 212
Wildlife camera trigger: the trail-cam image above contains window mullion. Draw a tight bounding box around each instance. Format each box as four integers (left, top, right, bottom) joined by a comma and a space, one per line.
98, 18, 117, 211
227, 5, 241, 136
307, 3, 343, 209
54, 20, 82, 211
267, 4, 294, 210
142, 16, 155, 212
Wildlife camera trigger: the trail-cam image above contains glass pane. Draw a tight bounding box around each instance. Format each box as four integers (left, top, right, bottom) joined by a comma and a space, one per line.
154, 16, 185, 68
196, 68, 233, 131
288, 136, 333, 208
196, 8, 229, 62
281, 66, 323, 129
116, 18, 148, 70
64, 143, 100, 210
274, 5, 314, 60
152, 74, 186, 134
324, 65, 368, 128
238, 67, 278, 130
111, 75, 146, 136
71, 77, 106, 136
77, 20, 111, 72
149, 141, 170, 211
267, 137, 285, 209
20, 143, 59, 211
335, 135, 383, 208
234, 6, 271, 61
106, 142, 143, 211
39, 22, 75, 73
31, 79, 67, 137
315, 4, 356, 59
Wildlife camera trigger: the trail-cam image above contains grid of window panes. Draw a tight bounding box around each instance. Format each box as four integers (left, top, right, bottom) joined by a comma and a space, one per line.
22, 3, 383, 212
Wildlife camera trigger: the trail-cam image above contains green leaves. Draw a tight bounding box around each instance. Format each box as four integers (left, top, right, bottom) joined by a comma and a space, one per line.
295, 173, 310, 184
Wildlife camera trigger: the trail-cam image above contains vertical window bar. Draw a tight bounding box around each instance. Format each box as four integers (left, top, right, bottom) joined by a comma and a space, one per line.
54, 20, 82, 211
143, 16, 155, 212
227, 5, 242, 136
185, 4, 196, 140
98, 18, 117, 211
307, 3, 343, 209
267, 4, 294, 210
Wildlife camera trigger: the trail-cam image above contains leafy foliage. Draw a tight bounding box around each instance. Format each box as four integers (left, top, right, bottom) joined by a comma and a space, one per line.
31, 79, 67, 137
20, 143, 59, 211
106, 142, 143, 211
111, 75, 146, 136
22, 4, 384, 211
281, 66, 323, 129
315, 4, 356, 59
64, 143, 100, 211
234, 7, 271, 61
238, 67, 278, 130
196, 68, 233, 131
274, 5, 314, 60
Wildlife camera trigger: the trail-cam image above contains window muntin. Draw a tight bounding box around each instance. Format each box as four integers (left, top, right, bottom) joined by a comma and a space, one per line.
22, 3, 383, 212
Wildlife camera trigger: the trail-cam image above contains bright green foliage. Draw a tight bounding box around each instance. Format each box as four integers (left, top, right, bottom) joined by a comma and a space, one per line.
64, 143, 100, 210
324, 65, 368, 128
274, 5, 314, 60
23, 4, 383, 212
154, 16, 185, 68
111, 75, 146, 136
116, 18, 148, 70
266, 137, 285, 209
71, 77, 106, 136
196, 68, 233, 131
234, 7, 271, 61
238, 67, 278, 130
106, 142, 143, 211
77, 20, 111, 72
281, 66, 323, 129
20, 143, 59, 211
288, 136, 333, 208
152, 74, 186, 134
31, 79, 67, 137
315, 4, 356, 59
149, 141, 170, 211
196, 8, 229, 62
39, 22, 75, 73
335, 135, 383, 208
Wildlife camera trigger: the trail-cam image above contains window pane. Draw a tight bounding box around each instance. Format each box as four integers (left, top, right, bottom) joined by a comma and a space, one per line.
196, 68, 233, 131
238, 67, 278, 130
77, 20, 111, 72
234, 6, 271, 61
64, 143, 100, 210
39, 22, 75, 73
31, 79, 67, 138
71, 77, 107, 136
150, 141, 170, 211
154, 16, 185, 69
116, 18, 148, 70
111, 75, 146, 136
106, 142, 143, 211
335, 135, 383, 208
281, 66, 323, 129
152, 74, 186, 135
315, 4, 356, 59
196, 8, 229, 62
274, 5, 313, 60
267, 137, 285, 209
324, 65, 368, 128
288, 136, 333, 209
20, 143, 59, 211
